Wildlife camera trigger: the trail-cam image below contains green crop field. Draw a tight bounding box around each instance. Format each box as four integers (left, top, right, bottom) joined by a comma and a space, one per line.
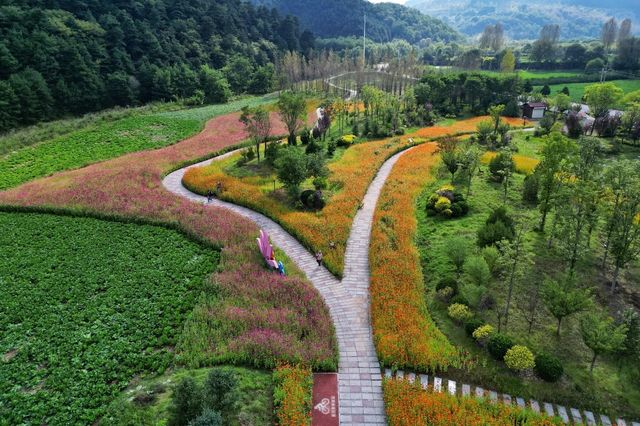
0, 212, 217, 425
0, 95, 277, 191
535, 79, 640, 103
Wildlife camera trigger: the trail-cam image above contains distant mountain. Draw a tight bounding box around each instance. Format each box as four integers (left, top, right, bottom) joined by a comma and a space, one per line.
249, 0, 462, 43
406, 0, 639, 40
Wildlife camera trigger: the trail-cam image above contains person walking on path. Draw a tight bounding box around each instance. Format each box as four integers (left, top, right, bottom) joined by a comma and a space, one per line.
315, 251, 323, 267
206, 189, 213, 203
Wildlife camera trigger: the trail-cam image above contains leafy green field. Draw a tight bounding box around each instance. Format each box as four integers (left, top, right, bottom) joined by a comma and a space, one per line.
416, 133, 640, 418
102, 366, 273, 425
0, 212, 217, 424
535, 79, 640, 103
0, 95, 277, 191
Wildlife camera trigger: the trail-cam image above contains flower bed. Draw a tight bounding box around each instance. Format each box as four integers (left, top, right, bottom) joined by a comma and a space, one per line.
273, 365, 313, 426
0, 111, 338, 375
383, 379, 562, 426
370, 142, 457, 371
183, 116, 512, 277
183, 136, 420, 277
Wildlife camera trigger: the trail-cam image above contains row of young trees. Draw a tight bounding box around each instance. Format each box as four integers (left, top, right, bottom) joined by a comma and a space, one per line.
0, 0, 315, 132
471, 19, 639, 72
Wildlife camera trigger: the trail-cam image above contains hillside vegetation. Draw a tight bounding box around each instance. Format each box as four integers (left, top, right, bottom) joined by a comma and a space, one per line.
0, 0, 312, 132
406, 0, 638, 40
250, 0, 461, 43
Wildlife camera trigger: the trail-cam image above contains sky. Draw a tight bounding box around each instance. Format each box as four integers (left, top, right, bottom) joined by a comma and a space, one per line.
368, 0, 407, 3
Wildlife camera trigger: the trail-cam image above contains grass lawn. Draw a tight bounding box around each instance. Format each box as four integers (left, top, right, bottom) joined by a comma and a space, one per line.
491, 70, 582, 80
0, 212, 217, 425
0, 95, 278, 191
415, 131, 640, 418
102, 366, 273, 425
535, 79, 640, 103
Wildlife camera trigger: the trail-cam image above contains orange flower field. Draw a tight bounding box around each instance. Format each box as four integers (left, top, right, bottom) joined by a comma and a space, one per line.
183, 116, 515, 277
369, 142, 458, 371
412, 116, 526, 139
273, 365, 313, 426
383, 379, 562, 426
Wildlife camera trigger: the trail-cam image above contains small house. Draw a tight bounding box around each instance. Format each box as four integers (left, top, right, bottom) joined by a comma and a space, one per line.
522, 102, 547, 120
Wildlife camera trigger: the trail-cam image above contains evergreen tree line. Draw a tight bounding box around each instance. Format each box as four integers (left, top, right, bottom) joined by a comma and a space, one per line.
414, 73, 522, 116
0, 0, 315, 132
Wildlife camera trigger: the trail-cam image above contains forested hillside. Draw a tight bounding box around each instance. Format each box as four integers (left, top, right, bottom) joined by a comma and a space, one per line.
0, 0, 314, 132
406, 0, 638, 40
250, 0, 461, 44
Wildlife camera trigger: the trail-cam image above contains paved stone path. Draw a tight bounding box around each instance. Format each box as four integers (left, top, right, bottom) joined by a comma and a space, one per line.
163, 147, 415, 425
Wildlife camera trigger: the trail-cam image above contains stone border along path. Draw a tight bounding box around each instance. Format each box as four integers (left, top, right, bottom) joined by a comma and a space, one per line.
384, 369, 640, 426
163, 147, 418, 425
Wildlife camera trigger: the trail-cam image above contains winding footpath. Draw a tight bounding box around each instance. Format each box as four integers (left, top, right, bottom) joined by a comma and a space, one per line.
163, 147, 415, 425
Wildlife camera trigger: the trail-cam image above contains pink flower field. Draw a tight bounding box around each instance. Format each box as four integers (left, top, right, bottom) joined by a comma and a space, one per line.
0, 110, 338, 371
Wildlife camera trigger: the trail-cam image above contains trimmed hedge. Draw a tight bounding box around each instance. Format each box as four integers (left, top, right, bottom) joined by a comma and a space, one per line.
488, 333, 514, 361
535, 353, 564, 382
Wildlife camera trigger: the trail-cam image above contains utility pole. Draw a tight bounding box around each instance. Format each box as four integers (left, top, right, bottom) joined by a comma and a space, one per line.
362, 14, 366, 70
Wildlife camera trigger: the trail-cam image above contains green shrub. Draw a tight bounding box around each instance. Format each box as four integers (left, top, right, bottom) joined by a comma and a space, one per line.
169, 377, 203, 426
504, 345, 535, 371
313, 177, 328, 190
487, 333, 514, 360
327, 139, 337, 157
463, 256, 491, 287
337, 134, 357, 147
472, 324, 495, 342
265, 141, 281, 165
300, 129, 311, 145
464, 318, 484, 337
522, 172, 539, 204
488, 152, 514, 182
275, 148, 308, 196
481, 246, 500, 274
435, 277, 458, 295
188, 409, 223, 426
477, 207, 515, 247
448, 303, 473, 323
436, 286, 454, 302
534, 353, 564, 382
305, 139, 322, 154
300, 190, 326, 210
426, 186, 469, 219
203, 370, 237, 414
450, 293, 469, 307
446, 237, 470, 273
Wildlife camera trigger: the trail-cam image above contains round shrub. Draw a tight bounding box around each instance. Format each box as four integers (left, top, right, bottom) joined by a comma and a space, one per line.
487, 333, 514, 360
313, 177, 327, 190
472, 324, 495, 342
426, 186, 469, 219
504, 345, 535, 372
337, 134, 357, 147
299, 190, 326, 210
450, 293, 469, 307
435, 277, 458, 295
448, 303, 472, 323
436, 286, 454, 302
188, 409, 223, 426
300, 189, 315, 206
464, 318, 484, 337
534, 353, 564, 382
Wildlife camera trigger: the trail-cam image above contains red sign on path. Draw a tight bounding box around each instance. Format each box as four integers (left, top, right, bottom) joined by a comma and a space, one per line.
312, 373, 339, 426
